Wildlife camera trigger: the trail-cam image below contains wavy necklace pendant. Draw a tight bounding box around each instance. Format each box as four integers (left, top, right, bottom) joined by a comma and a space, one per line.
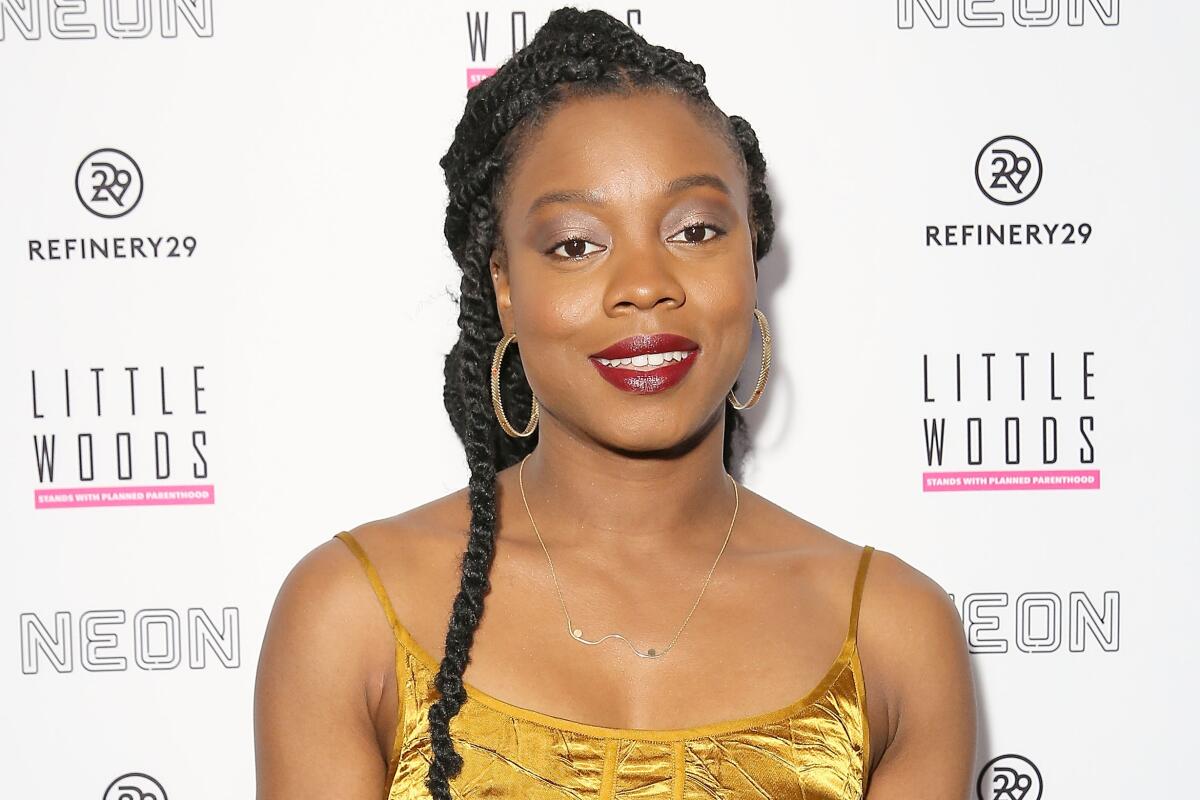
567, 620, 666, 659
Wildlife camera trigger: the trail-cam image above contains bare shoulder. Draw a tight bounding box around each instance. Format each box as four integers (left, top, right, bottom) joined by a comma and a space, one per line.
254, 520, 417, 711
858, 546, 962, 631
254, 489, 476, 797
253, 524, 430, 797
346, 485, 472, 551
743, 488, 976, 789
257, 484, 472, 708
749, 489, 961, 632
752, 498, 968, 672
854, 546, 978, 791
338, 487, 473, 603
855, 546, 969, 693
757, 495, 965, 664
326, 486, 480, 664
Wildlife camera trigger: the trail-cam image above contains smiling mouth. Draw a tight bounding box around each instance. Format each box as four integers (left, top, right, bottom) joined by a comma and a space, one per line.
591, 349, 697, 371
587, 348, 701, 394
587, 333, 701, 394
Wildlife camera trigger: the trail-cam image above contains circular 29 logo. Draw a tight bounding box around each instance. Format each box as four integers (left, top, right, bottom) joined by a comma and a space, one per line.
977, 753, 1042, 800
76, 147, 144, 218
102, 772, 167, 800
975, 135, 1042, 206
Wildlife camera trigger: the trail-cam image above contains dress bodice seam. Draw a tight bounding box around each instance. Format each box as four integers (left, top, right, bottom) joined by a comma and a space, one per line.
401, 647, 862, 743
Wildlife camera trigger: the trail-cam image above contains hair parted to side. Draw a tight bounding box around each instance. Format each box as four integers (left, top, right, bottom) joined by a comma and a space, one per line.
430, 7, 776, 797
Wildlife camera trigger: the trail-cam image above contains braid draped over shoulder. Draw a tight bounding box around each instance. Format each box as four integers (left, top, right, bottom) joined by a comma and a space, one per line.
429, 7, 776, 798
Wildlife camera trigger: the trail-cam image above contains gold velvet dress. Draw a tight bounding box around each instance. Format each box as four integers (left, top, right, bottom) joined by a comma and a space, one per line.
335, 531, 875, 800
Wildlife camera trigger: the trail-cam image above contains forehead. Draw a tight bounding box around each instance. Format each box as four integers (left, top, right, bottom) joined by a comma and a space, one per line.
502, 90, 746, 219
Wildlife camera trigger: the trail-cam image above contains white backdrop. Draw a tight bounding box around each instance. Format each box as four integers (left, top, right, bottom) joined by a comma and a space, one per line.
2, 1, 1196, 798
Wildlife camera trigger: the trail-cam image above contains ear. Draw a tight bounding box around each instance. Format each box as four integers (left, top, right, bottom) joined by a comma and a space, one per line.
490, 248, 514, 335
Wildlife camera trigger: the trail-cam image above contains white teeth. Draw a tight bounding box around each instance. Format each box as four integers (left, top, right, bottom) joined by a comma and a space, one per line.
596, 350, 694, 367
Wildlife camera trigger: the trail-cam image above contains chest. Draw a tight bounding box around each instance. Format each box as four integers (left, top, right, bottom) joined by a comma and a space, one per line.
381, 646, 870, 800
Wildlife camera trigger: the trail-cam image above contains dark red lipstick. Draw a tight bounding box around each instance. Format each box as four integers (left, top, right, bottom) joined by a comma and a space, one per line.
588, 333, 700, 395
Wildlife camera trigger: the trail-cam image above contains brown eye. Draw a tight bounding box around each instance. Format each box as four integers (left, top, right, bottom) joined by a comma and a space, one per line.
548, 237, 604, 260
668, 223, 724, 244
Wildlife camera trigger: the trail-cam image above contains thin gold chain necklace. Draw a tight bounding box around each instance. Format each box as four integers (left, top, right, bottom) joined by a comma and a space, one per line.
517, 453, 740, 660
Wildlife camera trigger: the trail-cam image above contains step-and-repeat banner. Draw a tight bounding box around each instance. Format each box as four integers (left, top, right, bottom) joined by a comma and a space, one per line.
3, 2, 1195, 798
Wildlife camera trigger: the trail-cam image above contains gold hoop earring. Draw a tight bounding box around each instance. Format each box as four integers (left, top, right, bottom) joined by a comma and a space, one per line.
728, 307, 771, 410
491, 332, 539, 437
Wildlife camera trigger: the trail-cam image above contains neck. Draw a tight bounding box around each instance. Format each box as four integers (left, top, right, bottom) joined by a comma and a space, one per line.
512, 410, 737, 554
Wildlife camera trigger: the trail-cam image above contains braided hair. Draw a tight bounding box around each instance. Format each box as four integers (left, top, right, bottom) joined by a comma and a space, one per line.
430, 7, 776, 797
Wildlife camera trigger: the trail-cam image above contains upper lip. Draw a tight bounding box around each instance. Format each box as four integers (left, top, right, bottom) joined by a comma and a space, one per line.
590, 333, 700, 360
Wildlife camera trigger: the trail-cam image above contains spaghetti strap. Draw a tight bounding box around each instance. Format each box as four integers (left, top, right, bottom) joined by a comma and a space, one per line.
333, 530, 407, 784
334, 530, 403, 645
846, 545, 875, 646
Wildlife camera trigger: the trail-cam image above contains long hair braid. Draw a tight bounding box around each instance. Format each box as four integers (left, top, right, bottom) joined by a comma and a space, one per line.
430, 7, 775, 797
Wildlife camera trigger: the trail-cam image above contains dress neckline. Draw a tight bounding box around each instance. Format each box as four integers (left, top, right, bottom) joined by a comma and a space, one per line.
389, 610, 859, 742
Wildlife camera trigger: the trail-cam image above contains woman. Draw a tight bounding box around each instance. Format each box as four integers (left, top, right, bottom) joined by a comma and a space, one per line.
254, 8, 976, 799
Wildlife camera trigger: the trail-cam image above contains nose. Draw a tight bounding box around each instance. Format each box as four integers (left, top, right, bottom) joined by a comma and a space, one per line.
601, 242, 686, 315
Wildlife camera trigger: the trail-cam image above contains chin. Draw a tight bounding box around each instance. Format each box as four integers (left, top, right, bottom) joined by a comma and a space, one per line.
598, 421, 695, 456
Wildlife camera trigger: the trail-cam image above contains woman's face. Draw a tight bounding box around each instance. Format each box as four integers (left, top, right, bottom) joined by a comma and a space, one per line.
491, 89, 758, 453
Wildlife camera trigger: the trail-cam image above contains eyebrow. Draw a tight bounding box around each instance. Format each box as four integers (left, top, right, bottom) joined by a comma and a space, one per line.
525, 173, 733, 220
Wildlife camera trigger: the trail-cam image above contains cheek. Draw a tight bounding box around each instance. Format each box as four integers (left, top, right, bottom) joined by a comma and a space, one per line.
696, 269, 755, 321
695, 273, 757, 380
512, 279, 595, 338
508, 279, 599, 392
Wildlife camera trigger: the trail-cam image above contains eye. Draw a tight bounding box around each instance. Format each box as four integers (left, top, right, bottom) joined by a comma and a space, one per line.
546, 237, 605, 261
667, 222, 726, 245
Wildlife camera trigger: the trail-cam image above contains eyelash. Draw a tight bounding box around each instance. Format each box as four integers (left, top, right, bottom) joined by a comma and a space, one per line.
545, 222, 728, 261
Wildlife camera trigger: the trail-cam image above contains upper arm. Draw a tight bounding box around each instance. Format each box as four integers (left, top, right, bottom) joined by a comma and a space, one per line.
254, 538, 389, 800
864, 552, 978, 800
